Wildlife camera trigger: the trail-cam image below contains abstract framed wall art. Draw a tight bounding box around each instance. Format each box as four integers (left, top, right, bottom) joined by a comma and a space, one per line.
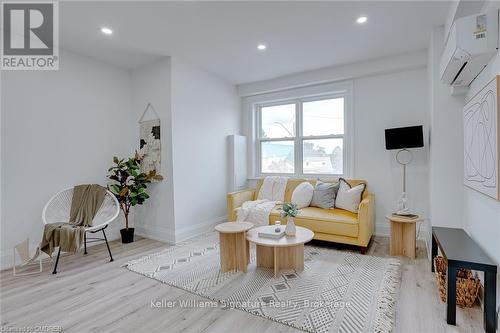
138, 103, 163, 182
463, 75, 500, 200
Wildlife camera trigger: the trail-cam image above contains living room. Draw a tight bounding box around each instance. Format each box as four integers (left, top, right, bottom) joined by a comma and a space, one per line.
1, 1, 499, 333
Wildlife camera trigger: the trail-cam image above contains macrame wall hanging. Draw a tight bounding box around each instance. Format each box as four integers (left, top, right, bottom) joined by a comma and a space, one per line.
138, 103, 163, 182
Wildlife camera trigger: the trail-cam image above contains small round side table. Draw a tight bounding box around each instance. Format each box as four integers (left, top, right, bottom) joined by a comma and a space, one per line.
215, 221, 253, 273
386, 214, 420, 259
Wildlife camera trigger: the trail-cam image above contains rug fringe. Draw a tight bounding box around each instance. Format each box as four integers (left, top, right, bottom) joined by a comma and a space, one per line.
373, 259, 401, 333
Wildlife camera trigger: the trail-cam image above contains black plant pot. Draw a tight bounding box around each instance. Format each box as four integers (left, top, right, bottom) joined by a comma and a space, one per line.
120, 228, 135, 243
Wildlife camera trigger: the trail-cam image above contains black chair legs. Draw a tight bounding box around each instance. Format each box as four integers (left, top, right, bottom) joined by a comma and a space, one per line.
84, 232, 88, 255
52, 247, 61, 274
102, 229, 114, 262
51, 226, 113, 274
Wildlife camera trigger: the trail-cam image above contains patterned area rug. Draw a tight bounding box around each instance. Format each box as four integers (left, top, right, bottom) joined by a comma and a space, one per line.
125, 233, 401, 333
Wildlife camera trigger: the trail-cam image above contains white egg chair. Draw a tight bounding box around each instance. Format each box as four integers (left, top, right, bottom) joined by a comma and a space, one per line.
42, 187, 120, 274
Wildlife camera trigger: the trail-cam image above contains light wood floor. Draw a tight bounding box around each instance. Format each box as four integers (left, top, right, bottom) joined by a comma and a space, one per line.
0, 236, 484, 333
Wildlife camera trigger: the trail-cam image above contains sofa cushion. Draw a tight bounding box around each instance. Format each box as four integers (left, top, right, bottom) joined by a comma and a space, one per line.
335, 178, 366, 213
257, 176, 288, 201
291, 182, 314, 208
282, 179, 311, 202
269, 207, 359, 238
256, 178, 370, 202
310, 181, 339, 209
299, 207, 358, 223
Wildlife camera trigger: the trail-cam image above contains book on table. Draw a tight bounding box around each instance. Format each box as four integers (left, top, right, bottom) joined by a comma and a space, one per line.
392, 212, 418, 219
258, 225, 285, 239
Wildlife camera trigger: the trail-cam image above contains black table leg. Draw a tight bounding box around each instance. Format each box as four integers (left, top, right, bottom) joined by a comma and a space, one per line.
446, 264, 456, 325
431, 234, 437, 272
484, 271, 497, 333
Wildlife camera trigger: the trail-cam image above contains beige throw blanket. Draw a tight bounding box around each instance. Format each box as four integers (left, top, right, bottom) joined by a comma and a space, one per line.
236, 176, 288, 226
40, 184, 106, 256
69, 184, 107, 227
236, 199, 278, 226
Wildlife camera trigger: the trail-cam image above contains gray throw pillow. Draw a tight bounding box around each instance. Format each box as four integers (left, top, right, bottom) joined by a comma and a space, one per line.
310, 181, 339, 209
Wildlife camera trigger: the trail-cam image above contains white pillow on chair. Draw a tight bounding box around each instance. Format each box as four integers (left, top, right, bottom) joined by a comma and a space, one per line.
291, 182, 314, 209
335, 178, 366, 213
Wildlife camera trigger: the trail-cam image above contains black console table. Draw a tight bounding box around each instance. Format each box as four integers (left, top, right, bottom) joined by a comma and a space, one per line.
432, 227, 497, 333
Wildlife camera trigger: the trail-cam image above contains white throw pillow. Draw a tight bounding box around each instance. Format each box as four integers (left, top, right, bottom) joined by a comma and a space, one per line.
257, 176, 288, 201
335, 178, 366, 213
291, 182, 314, 209
257, 176, 275, 200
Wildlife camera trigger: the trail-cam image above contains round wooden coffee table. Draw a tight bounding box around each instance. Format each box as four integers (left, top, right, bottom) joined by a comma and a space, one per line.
247, 226, 314, 277
215, 222, 253, 273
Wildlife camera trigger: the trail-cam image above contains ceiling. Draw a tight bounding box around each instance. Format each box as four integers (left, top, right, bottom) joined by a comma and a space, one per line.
59, 1, 451, 84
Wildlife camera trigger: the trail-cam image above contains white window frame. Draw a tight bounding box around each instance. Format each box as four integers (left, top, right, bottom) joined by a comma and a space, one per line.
256, 92, 351, 178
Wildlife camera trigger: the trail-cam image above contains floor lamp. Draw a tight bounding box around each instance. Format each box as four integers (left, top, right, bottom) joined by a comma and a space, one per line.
396, 148, 413, 215
385, 125, 424, 216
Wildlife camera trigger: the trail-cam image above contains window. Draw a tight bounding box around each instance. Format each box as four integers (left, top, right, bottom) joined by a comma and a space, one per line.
258, 96, 347, 176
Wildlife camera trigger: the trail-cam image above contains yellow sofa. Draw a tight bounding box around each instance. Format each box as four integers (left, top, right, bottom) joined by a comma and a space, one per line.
227, 178, 375, 253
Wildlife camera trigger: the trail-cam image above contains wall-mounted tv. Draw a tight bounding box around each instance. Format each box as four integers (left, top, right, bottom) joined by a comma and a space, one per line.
385, 125, 424, 150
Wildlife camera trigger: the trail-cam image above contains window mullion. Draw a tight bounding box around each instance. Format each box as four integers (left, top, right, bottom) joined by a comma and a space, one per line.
296, 101, 303, 176
258, 105, 263, 175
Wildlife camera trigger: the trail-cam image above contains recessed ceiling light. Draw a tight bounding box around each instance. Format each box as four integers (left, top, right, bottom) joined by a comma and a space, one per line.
101, 27, 113, 35
356, 16, 368, 24
257, 44, 267, 51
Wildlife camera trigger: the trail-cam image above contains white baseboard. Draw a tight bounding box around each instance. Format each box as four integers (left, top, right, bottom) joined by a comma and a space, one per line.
375, 222, 390, 236
175, 216, 227, 243
376, 219, 430, 239
135, 224, 175, 244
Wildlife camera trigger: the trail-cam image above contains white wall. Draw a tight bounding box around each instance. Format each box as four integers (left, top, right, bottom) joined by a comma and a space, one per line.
354, 69, 429, 235
0, 50, 134, 269
240, 52, 430, 236
463, 0, 500, 311
237, 50, 427, 97
1, 52, 241, 266
131, 57, 176, 244
427, 26, 465, 239
171, 58, 241, 242
463, 2, 500, 265
430, 0, 500, 316
464, 51, 500, 265
130, 57, 241, 243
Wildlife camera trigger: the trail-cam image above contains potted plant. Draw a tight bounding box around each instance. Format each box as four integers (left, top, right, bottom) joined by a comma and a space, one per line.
107, 153, 156, 243
280, 202, 298, 237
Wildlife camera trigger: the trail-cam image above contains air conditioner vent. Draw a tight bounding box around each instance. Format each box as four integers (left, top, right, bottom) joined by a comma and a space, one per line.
440, 9, 498, 87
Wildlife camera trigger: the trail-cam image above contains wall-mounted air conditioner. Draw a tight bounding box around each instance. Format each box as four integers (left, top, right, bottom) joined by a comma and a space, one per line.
440, 9, 498, 87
